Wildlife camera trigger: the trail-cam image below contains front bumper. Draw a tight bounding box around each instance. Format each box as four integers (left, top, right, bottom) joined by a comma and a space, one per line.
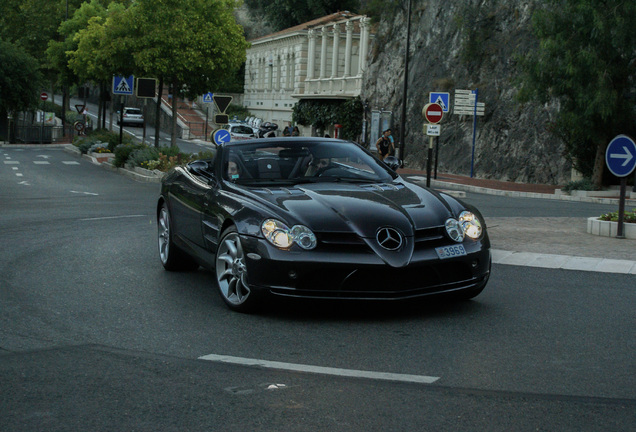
240, 235, 491, 300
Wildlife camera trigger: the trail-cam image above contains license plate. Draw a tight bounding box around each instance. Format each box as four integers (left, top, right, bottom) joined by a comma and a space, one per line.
435, 244, 467, 259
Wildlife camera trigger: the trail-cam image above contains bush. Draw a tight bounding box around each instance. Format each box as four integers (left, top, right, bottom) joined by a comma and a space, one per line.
128, 146, 160, 167
562, 178, 597, 193
113, 143, 145, 167
599, 209, 636, 224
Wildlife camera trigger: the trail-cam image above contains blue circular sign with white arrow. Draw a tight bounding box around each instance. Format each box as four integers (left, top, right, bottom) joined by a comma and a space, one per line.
212, 128, 231, 146
605, 135, 636, 177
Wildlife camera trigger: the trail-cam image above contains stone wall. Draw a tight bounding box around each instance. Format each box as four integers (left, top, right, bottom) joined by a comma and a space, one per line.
362, 0, 570, 184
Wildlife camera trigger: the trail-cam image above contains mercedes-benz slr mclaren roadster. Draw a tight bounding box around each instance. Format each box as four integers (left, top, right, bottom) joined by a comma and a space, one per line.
157, 137, 491, 312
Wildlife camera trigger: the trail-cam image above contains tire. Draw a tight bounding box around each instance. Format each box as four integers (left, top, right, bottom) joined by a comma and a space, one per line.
214, 226, 260, 312
157, 202, 198, 271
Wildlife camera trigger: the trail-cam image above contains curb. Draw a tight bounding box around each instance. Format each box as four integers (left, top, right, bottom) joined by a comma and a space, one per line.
64, 144, 163, 183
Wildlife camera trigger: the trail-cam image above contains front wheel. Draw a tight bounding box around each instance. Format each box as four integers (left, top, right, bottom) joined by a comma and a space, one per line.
215, 226, 260, 312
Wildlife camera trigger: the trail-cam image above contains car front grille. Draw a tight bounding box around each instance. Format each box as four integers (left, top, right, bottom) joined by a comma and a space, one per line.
315, 227, 449, 254
269, 261, 485, 300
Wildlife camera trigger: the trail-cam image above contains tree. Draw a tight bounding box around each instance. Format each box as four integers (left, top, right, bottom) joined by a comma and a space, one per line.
0, 40, 44, 139
517, 0, 636, 188
0, 40, 43, 114
244, 0, 360, 31
71, 0, 249, 147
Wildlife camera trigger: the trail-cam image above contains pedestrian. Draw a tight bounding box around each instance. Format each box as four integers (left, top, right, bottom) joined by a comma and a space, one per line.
292, 126, 300, 136
375, 129, 394, 160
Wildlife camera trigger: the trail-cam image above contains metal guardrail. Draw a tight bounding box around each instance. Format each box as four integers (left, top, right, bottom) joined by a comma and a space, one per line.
12, 125, 75, 144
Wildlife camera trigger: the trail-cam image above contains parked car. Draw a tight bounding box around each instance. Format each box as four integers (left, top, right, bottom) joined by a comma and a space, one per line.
157, 137, 491, 312
222, 123, 257, 141
117, 107, 144, 127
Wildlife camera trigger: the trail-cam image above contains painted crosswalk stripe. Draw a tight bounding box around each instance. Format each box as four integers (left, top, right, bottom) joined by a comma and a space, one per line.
63, 161, 80, 165
33, 161, 50, 165
198, 354, 440, 384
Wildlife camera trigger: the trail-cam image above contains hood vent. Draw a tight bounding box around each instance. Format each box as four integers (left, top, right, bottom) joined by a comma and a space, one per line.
360, 183, 405, 192
253, 187, 304, 195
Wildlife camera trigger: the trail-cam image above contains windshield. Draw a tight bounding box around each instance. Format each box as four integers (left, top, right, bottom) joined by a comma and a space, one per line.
222, 139, 396, 185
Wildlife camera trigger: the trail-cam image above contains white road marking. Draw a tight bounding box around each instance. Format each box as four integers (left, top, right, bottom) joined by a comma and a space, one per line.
33, 161, 50, 165
18, 181, 30, 185
63, 161, 80, 165
16, 173, 23, 177
79, 214, 146, 221
70, 191, 99, 196
198, 354, 440, 384
37, 155, 51, 159
4, 161, 19, 164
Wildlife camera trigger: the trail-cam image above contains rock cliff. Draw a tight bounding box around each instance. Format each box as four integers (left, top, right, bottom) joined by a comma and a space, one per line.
363, 0, 570, 184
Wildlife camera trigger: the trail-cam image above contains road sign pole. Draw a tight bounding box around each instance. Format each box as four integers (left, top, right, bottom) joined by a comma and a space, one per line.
617, 177, 627, 239
119, 101, 124, 145
470, 88, 479, 178
434, 136, 439, 179
427, 135, 434, 187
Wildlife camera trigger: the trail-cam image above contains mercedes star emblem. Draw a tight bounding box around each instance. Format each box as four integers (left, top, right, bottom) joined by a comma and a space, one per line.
376, 227, 403, 251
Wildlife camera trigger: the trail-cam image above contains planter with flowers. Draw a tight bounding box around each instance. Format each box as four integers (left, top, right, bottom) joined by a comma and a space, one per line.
587, 209, 636, 239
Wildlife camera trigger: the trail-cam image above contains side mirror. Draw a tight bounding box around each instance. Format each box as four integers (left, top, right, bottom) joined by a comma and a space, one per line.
383, 155, 401, 171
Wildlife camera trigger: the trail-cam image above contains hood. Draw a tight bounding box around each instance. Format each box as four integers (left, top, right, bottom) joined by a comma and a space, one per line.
239, 181, 456, 267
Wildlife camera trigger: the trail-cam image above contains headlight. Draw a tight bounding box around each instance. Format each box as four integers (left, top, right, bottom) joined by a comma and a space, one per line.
459, 211, 483, 239
444, 218, 464, 243
261, 219, 317, 250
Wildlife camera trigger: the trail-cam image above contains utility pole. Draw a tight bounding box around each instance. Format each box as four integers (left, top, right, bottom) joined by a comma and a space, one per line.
398, 0, 412, 160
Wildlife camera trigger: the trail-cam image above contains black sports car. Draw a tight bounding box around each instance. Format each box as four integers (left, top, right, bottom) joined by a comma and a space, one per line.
157, 137, 491, 312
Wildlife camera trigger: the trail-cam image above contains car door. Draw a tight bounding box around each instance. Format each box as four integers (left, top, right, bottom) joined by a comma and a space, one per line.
169, 166, 213, 249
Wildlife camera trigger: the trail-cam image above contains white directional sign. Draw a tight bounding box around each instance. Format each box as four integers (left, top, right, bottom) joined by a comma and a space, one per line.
454, 89, 485, 116
112, 75, 134, 95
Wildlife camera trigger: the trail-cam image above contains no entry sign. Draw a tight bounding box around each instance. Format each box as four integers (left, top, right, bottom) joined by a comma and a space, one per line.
40, 92, 48, 101
422, 103, 443, 124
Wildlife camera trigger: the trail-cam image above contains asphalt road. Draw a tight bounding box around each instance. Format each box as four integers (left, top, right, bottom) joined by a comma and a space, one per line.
1, 146, 634, 431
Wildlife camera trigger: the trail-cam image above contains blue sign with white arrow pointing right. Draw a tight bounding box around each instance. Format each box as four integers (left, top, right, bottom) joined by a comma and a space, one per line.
605, 135, 636, 177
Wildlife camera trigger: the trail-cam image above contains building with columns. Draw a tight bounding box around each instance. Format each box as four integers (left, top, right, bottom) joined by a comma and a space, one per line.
243, 12, 372, 136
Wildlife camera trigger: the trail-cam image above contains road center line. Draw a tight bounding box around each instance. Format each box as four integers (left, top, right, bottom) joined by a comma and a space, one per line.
198, 354, 440, 384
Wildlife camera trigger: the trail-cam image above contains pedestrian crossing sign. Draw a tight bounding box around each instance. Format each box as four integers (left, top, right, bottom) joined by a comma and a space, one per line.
202, 92, 214, 103
429, 92, 450, 113
112, 75, 134, 95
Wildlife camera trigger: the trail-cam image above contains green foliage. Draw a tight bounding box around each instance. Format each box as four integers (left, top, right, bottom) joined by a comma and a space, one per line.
0, 41, 43, 113
292, 97, 363, 140
599, 209, 636, 224
338, 97, 364, 141
245, 0, 360, 31
516, 0, 636, 187
113, 143, 145, 167
225, 104, 251, 122
561, 178, 596, 193
128, 146, 161, 167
